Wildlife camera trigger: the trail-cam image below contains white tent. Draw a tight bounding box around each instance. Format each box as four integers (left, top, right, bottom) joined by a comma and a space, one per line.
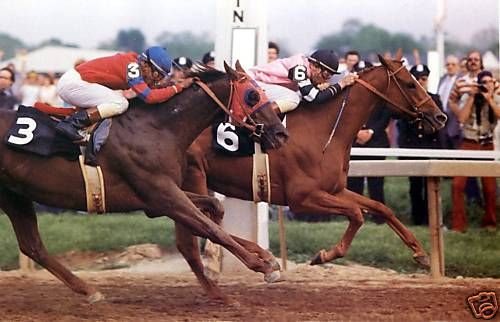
482, 51, 499, 71
0, 46, 117, 74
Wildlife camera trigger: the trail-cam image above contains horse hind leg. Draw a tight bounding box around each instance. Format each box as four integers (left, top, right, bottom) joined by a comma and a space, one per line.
295, 190, 365, 265
0, 188, 103, 303
341, 189, 430, 268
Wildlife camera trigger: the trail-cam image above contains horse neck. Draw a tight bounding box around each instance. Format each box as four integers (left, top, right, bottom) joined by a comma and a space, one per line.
136, 80, 228, 152
298, 67, 387, 155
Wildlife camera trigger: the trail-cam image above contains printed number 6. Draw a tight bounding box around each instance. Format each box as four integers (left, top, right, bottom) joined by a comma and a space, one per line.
216, 123, 239, 151
127, 62, 140, 78
293, 65, 307, 81
8, 117, 37, 145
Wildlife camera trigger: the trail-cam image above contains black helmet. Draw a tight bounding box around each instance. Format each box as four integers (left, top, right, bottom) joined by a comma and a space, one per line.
308, 49, 341, 74
202, 51, 215, 64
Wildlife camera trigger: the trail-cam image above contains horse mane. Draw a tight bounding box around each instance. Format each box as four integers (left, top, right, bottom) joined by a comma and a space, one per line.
186, 62, 226, 83
127, 63, 227, 112
356, 65, 380, 76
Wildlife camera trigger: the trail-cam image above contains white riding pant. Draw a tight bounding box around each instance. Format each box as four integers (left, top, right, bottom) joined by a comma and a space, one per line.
256, 81, 301, 113
57, 68, 129, 118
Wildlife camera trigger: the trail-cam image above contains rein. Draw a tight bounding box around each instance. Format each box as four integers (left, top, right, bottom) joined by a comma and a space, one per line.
355, 65, 431, 119
194, 79, 263, 138
322, 87, 350, 153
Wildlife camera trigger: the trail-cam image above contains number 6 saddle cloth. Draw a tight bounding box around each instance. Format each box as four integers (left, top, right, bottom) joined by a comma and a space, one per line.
212, 121, 280, 203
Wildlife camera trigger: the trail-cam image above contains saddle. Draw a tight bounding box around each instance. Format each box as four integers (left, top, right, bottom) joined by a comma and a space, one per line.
5, 103, 108, 213
5, 103, 111, 166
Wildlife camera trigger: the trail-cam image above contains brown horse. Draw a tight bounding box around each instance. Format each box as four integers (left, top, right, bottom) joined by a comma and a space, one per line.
0, 63, 288, 302
178, 54, 447, 300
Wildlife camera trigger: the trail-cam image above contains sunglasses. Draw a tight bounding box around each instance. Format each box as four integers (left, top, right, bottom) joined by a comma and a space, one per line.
480, 79, 494, 84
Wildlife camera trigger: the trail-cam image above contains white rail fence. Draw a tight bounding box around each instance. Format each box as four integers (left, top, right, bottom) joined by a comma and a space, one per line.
334, 148, 498, 278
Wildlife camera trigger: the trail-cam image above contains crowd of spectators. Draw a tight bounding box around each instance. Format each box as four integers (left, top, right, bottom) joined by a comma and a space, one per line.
1, 44, 499, 231
340, 48, 499, 231
0, 64, 64, 111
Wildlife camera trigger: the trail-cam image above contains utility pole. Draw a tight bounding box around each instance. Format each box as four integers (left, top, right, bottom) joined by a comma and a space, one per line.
435, 0, 446, 77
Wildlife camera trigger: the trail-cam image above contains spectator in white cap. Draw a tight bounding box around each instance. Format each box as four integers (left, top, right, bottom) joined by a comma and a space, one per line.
172, 56, 193, 82
202, 51, 215, 68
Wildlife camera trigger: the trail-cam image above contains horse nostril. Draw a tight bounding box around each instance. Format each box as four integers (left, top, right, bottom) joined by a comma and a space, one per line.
435, 113, 447, 124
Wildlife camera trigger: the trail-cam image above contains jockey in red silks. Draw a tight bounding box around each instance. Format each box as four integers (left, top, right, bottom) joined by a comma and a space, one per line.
56, 46, 193, 141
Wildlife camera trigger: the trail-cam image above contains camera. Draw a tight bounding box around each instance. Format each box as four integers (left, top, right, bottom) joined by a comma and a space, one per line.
478, 84, 488, 93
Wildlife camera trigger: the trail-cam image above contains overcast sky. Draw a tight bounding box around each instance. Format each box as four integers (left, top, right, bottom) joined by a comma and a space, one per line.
1, 0, 498, 54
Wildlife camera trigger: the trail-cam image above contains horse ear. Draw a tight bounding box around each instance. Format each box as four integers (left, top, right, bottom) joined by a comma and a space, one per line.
395, 48, 403, 61
378, 54, 389, 67
234, 60, 246, 73
223, 61, 238, 80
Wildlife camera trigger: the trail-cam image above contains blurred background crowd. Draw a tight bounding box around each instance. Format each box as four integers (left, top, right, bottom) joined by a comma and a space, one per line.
0, 0, 498, 231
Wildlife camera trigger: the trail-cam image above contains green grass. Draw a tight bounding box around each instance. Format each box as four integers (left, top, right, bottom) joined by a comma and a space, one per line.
0, 212, 176, 270
269, 221, 500, 278
377, 176, 498, 227
1, 212, 499, 278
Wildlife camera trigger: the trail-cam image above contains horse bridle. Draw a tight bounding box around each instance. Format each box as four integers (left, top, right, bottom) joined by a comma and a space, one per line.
194, 77, 266, 139
355, 64, 431, 122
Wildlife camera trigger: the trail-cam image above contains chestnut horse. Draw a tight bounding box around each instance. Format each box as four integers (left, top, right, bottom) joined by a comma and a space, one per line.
178, 54, 447, 300
0, 63, 288, 302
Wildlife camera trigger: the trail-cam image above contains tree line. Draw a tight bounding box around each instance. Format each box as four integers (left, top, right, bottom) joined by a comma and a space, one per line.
1, 20, 497, 62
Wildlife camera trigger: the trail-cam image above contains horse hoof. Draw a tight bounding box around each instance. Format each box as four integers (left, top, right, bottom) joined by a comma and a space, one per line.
310, 250, 326, 266
413, 253, 431, 269
264, 270, 281, 283
268, 258, 281, 271
87, 291, 105, 304
204, 267, 221, 282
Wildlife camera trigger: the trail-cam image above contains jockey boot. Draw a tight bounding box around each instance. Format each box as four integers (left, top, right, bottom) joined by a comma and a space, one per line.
55, 107, 102, 141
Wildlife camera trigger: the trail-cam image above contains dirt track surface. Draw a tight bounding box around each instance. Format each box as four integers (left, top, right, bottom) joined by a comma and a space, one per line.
1, 260, 499, 322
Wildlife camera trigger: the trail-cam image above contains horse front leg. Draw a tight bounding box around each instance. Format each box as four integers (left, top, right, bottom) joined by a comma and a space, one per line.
0, 188, 103, 303
291, 189, 365, 265
340, 189, 430, 268
185, 192, 281, 275
174, 223, 237, 304
144, 180, 278, 281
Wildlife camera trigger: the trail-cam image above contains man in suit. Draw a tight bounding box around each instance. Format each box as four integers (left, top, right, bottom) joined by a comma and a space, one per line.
347, 61, 394, 224
397, 64, 443, 226
437, 55, 462, 149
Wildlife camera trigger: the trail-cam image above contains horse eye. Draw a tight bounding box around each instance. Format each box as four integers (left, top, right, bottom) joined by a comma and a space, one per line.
407, 83, 416, 89
244, 90, 260, 106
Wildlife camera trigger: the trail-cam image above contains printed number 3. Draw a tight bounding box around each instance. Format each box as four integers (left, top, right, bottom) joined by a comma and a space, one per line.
8, 117, 37, 145
127, 62, 140, 78
293, 65, 307, 81
216, 123, 239, 151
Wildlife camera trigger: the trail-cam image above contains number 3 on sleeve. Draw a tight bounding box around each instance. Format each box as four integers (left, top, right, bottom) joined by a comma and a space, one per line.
127, 62, 140, 79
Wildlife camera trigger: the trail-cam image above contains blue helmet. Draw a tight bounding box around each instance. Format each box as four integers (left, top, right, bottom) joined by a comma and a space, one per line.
141, 46, 172, 76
